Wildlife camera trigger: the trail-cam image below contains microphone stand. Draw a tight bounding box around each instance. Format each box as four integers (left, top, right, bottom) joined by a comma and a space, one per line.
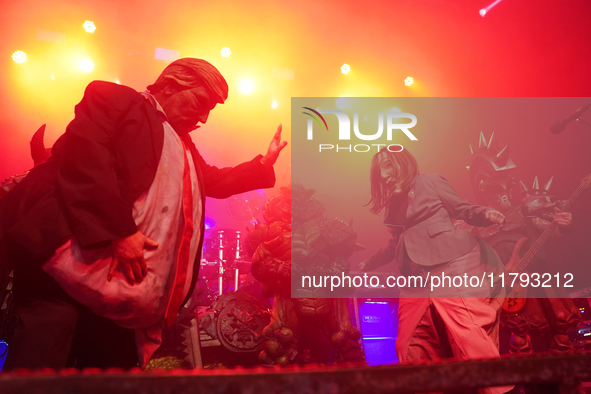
576, 117, 591, 131
551, 101, 591, 134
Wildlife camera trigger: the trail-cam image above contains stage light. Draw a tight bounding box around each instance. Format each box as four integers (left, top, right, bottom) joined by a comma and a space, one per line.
51, 74, 55, 81
271, 100, 278, 109
238, 79, 254, 94
204, 216, 216, 230
114, 78, 121, 84
12, 51, 27, 63
221, 47, 231, 57
341, 64, 351, 74
83, 20, 96, 33
479, 0, 503, 17
80, 58, 94, 72
404, 76, 414, 86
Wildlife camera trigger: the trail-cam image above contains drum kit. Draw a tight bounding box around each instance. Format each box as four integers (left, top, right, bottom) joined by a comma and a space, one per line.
194, 191, 272, 360
199, 189, 268, 303
200, 228, 254, 301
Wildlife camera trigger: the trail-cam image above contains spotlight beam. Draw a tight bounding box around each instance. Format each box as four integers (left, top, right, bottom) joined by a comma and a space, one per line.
480, 0, 503, 17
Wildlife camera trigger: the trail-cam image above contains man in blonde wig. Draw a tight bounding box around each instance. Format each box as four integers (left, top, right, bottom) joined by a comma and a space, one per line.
1, 58, 286, 369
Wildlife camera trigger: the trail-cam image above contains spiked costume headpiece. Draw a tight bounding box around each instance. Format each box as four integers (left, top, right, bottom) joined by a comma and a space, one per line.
468, 132, 517, 206
519, 176, 559, 218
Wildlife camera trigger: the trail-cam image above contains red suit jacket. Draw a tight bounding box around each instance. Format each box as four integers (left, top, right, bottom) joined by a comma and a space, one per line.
0, 81, 275, 303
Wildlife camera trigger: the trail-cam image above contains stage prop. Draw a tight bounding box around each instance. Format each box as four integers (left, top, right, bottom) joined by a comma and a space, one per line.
1, 352, 590, 394
248, 185, 366, 365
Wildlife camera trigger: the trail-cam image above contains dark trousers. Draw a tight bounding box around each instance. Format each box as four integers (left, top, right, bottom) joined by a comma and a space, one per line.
4, 264, 137, 370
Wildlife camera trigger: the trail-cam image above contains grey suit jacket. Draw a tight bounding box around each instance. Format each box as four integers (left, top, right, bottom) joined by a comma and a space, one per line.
386, 173, 492, 267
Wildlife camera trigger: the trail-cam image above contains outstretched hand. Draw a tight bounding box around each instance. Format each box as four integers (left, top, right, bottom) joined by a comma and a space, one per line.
109, 231, 159, 285
485, 208, 506, 224
261, 124, 288, 166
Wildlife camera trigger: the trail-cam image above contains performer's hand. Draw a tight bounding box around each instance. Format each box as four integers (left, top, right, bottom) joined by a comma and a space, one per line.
261, 124, 288, 166
359, 260, 368, 271
485, 209, 505, 224
553, 207, 573, 229
109, 231, 159, 285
